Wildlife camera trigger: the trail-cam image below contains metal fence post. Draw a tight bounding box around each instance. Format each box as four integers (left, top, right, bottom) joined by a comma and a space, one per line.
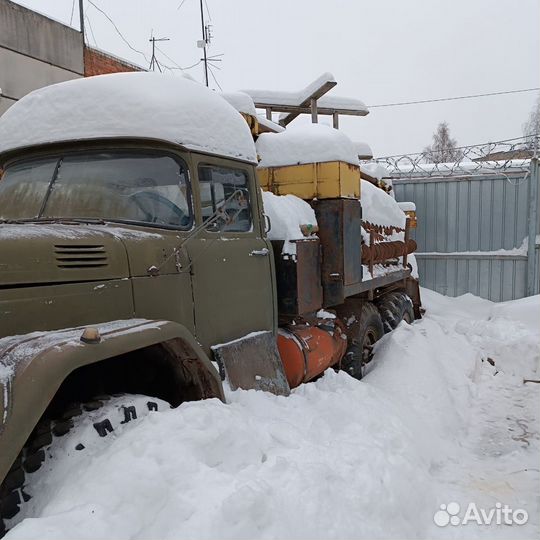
526, 156, 539, 296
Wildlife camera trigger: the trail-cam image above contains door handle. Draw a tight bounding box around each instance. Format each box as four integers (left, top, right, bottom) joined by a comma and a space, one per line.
249, 248, 269, 257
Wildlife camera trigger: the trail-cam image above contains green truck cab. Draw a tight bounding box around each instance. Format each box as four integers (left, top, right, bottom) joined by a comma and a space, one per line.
0, 73, 281, 531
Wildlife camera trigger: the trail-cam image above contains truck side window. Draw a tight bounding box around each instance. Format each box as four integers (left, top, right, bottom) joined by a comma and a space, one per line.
198, 165, 251, 232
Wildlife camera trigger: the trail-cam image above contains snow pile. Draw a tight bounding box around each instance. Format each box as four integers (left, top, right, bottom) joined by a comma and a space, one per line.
256, 124, 360, 168
256, 115, 285, 133
361, 179, 406, 228
261, 190, 317, 255
490, 295, 540, 333
6, 291, 539, 540
419, 234, 537, 258
220, 91, 257, 117
0, 72, 257, 163
360, 181, 409, 280
360, 162, 390, 181
397, 201, 416, 212
355, 141, 373, 159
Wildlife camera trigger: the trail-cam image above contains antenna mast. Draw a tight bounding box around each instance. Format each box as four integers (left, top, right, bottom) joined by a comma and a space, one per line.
149, 35, 170, 72
199, 0, 209, 86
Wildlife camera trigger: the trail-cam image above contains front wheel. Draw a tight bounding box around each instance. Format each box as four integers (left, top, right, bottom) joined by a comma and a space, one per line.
0, 394, 169, 537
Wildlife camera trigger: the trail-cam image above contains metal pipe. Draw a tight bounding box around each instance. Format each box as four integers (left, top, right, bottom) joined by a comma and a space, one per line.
79, 0, 84, 38
527, 157, 539, 295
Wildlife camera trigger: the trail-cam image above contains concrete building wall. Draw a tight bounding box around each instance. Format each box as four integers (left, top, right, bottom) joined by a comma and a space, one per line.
0, 0, 83, 71
0, 0, 83, 115
0, 47, 82, 100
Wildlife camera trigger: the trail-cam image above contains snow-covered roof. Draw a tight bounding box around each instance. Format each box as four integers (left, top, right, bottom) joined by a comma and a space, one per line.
256, 124, 359, 168
0, 72, 257, 163
274, 95, 368, 117
244, 73, 337, 107
220, 91, 257, 117
244, 73, 368, 116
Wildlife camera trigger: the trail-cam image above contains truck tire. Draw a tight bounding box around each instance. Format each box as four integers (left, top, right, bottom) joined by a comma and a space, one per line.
341, 302, 384, 380
0, 394, 167, 537
377, 291, 414, 333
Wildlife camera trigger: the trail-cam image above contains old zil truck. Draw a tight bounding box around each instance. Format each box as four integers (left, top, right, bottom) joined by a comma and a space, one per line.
0, 72, 420, 533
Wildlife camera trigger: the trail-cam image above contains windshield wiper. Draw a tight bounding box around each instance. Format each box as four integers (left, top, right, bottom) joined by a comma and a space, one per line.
0, 217, 108, 225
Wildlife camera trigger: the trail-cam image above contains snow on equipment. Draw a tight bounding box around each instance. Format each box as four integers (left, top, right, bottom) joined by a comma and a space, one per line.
0, 72, 420, 534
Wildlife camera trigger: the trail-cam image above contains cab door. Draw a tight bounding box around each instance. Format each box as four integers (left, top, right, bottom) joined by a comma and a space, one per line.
186, 154, 276, 352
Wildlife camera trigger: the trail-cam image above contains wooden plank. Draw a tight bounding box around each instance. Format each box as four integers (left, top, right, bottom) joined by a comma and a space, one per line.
258, 104, 367, 116
310, 98, 318, 123
279, 79, 336, 126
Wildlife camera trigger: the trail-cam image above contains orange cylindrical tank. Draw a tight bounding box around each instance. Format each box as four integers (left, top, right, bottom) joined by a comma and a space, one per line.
277, 325, 347, 389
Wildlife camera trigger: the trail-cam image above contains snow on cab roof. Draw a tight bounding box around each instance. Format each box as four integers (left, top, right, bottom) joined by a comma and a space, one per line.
256, 123, 359, 168
0, 72, 257, 163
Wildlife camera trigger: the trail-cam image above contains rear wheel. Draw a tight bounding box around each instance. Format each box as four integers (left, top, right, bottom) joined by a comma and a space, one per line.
0, 394, 168, 537
341, 302, 384, 380
377, 291, 414, 333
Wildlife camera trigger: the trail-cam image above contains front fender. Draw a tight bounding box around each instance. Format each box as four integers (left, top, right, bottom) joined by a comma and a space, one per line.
0, 318, 224, 483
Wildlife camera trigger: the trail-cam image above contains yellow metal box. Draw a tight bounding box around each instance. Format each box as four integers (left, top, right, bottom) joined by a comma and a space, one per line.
257, 161, 361, 199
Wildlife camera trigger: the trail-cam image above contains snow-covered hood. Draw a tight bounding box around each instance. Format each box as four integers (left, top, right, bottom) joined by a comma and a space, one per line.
0, 223, 131, 286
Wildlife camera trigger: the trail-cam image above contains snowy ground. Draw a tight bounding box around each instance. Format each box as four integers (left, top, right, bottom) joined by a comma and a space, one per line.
6, 289, 540, 540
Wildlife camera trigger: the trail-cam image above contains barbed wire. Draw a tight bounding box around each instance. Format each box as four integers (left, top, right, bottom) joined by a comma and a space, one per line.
367, 135, 539, 179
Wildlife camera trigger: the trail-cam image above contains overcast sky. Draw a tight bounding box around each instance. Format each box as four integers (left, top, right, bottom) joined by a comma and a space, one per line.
14, 0, 540, 157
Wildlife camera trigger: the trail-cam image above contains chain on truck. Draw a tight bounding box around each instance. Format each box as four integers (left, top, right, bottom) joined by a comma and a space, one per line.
0, 72, 421, 535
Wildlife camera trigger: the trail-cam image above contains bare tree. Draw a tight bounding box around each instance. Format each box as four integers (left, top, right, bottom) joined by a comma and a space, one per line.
423, 122, 462, 163
523, 94, 540, 151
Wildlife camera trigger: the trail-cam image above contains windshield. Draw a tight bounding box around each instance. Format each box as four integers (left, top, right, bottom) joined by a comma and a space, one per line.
0, 151, 193, 229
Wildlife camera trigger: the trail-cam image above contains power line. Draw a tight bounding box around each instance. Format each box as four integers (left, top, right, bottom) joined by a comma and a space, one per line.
208, 64, 222, 91
177, 0, 189, 9
367, 87, 540, 108
203, 0, 212, 20
69, 0, 76, 26
85, 14, 98, 47
86, 0, 149, 63
155, 44, 202, 71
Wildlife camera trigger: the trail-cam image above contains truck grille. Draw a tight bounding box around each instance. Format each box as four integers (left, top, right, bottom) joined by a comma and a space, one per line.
54, 245, 108, 268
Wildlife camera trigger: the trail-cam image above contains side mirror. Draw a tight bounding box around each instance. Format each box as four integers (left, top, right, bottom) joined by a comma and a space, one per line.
264, 213, 271, 234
